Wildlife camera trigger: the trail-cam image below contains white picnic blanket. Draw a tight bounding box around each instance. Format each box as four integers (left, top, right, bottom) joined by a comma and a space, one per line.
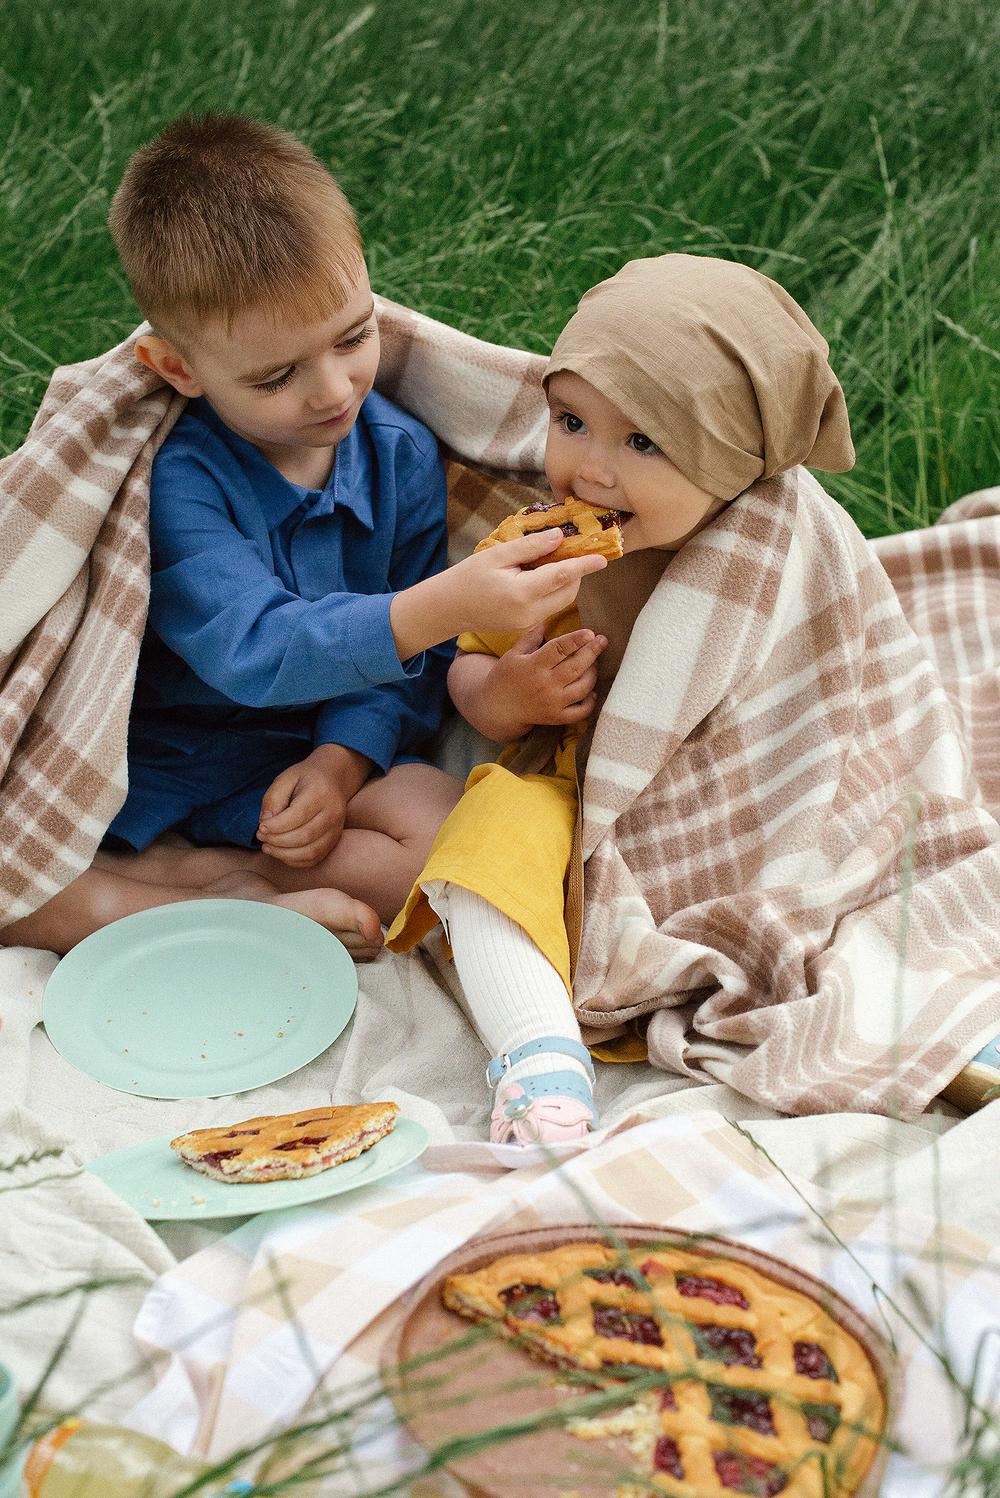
4, 923, 999, 1494
123, 1108, 1000, 1496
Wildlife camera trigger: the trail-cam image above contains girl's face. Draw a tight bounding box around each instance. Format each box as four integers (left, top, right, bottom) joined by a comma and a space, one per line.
544, 371, 729, 552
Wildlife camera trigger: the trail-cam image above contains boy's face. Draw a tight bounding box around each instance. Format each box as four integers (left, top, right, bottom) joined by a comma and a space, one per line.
544, 371, 729, 552
138, 266, 380, 459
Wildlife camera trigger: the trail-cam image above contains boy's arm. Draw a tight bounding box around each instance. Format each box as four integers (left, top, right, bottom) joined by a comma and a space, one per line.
149, 450, 432, 710
310, 446, 453, 769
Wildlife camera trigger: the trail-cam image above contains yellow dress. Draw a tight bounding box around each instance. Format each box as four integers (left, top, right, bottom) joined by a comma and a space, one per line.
385, 607, 582, 992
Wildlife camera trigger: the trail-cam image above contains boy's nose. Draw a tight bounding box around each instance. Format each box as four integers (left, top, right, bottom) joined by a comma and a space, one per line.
306, 358, 354, 413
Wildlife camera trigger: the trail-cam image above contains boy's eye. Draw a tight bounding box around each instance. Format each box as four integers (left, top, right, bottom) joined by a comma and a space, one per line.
628, 432, 659, 454
257, 367, 295, 393
340, 324, 375, 350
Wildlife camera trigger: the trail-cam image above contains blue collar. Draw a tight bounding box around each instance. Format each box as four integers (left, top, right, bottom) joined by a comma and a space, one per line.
194, 397, 376, 531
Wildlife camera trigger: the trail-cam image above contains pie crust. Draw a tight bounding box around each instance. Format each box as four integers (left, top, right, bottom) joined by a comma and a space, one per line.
170, 1101, 399, 1182
442, 1239, 885, 1497
474, 496, 626, 566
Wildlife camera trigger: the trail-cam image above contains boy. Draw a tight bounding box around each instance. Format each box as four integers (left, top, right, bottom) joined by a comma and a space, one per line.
7, 114, 603, 955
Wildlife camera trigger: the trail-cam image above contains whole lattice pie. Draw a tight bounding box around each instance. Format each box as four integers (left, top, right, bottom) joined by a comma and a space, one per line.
170, 1102, 398, 1182
442, 1240, 885, 1497
474, 496, 625, 566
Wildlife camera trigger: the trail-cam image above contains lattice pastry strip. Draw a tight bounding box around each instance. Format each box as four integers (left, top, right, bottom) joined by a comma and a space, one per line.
442, 1241, 885, 1498
170, 1102, 399, 1182
473, 496, 626, 566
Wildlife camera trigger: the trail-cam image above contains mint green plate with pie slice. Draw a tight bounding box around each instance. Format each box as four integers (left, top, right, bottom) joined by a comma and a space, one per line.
42, 899, 358, 1098
87, 1116, 428, 1220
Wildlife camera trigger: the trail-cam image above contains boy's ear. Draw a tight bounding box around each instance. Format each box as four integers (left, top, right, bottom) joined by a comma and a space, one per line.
134, 334, 204, 398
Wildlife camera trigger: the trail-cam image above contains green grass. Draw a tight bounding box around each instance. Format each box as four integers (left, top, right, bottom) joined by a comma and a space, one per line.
2, 0, 999, 534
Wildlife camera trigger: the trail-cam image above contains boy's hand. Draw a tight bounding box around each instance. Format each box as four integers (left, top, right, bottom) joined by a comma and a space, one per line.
490, 626, 608, 738
390, 528, 608, 660
257, 744, 371, 868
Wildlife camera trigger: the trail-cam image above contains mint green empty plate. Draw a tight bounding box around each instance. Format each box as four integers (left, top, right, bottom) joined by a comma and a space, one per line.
42, 900, 358, 1098
87, 1117, 428, 1220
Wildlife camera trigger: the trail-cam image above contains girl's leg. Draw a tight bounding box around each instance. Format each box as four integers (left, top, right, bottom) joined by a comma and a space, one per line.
429, 882, 595, 1145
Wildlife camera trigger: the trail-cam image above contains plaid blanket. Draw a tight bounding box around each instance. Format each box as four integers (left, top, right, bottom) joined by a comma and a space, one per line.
575, 468, 1000, 1116
2, 303, 998, 1120
0, 298, 546, 925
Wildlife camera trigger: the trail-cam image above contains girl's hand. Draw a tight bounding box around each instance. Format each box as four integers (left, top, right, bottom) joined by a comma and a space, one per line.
450, 628, 608, 742
390, 528, 608, 661
492, 626, 608, 737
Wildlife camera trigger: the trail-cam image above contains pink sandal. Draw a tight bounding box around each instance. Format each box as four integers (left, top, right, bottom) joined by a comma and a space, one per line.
487, 1039, 597, 1146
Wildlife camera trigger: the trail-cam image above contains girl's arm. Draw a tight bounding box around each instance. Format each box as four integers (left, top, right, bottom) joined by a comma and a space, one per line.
449, 628, 608, 744
448, 650, 531, 743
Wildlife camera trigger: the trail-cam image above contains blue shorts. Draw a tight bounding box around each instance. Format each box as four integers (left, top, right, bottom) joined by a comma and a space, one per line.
104, 730, 313, 852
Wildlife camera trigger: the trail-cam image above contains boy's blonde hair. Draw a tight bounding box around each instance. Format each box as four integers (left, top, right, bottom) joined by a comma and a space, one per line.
109, 114, 364, 345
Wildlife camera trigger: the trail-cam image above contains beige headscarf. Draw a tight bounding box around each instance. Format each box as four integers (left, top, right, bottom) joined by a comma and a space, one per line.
543, 253, 854, 501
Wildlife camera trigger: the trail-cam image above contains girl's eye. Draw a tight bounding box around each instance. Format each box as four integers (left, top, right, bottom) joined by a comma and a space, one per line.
628, 432, 659, 454
340, 324, 375, 350
258, 367, 295, 394
557, 412, 585, 434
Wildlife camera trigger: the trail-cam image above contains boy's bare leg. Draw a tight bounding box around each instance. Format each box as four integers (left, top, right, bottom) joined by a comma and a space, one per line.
2, 865, 383, 958
256, 763, 463, 922
90, 763, 462, 927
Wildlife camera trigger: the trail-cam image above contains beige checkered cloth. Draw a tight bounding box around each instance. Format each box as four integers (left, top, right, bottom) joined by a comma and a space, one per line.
126, 1110, 998, 1494
2, 301, 999, 1121
574, 469, 1000, 1118
0, 297, 546, 925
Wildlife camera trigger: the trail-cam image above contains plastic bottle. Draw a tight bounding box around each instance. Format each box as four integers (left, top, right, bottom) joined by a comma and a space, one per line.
20, 1419, 253, 1497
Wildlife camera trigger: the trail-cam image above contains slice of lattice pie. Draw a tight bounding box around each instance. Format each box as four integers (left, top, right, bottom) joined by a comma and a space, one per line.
442, 1240, 885, 1498
170, 1102, 399, 1182
473, 496, 626, 566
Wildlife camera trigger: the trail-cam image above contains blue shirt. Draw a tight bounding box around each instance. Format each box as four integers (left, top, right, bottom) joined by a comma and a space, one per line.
129, 391, 452, 774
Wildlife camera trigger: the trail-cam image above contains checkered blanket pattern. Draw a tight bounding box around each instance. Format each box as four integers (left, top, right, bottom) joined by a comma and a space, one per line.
574, 470, 1000, 1117
0, 297, 544, 926
2, 300, 998, 1121
126, 1110, 998, 1495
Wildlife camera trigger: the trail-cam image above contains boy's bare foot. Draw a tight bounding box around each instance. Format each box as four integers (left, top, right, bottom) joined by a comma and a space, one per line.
273, 889, 384, 961
201, 872, 383, 961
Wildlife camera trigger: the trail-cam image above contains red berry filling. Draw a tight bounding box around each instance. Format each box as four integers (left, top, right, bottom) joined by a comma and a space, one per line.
585, 1266, 643, 1287
639, 1258, 667, 1278
692, 1325, 762, 1368
224, 1128, 261, 1138
598, 511, 620, 529
499, 1283, 561, 1324
803, 1403, 840, 1443
713, 1451, 786, 1495
274, 1136, 328, 1151
653, 1435, 683, 1478
794, 1341, 838, 1381
200, 1149, 240, 1167
660, 1385, 677, 1411
710, 1386, 775, 1436
592, 1304, 664, 1345
676, 1273, 748, 1309
524, 501, 558, 514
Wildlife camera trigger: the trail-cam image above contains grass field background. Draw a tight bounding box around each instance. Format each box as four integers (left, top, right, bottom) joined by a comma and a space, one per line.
2, 0, 998, 534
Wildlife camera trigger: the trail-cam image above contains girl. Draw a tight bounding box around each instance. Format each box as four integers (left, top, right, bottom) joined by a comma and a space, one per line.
387, 253, 856, 1142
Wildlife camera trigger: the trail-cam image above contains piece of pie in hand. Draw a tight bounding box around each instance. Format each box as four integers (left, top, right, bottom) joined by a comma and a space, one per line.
473, 495, 626, 567
170, 1101, 399, 1182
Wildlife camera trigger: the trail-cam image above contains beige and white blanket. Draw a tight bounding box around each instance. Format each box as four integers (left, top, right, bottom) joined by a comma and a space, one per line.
2, 302, 999, 1122
575, 468, 1000, 1118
